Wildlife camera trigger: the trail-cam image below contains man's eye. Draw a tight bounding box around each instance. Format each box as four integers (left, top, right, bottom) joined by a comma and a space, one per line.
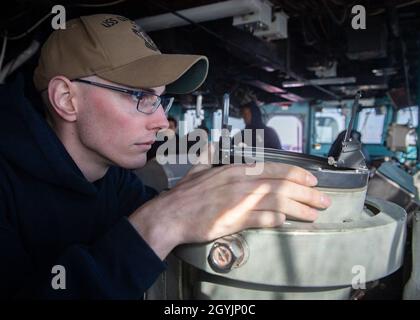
143, 94, 159, 103
130, 93, 139, 102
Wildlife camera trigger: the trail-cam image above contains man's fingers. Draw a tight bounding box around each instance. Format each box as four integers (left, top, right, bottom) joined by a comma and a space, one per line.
186, 163, 211, 176
238, 193, 319, 222
230, 179, 330, 210
244, 211, 286, 229
223, 162, 318, 187
185, 160, 319, 192
184, 142, 218, 178
269, 198, 319, 222
271, 181, 331, 209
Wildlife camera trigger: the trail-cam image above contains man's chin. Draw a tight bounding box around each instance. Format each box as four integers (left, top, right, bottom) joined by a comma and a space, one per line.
114, 154, 147, 170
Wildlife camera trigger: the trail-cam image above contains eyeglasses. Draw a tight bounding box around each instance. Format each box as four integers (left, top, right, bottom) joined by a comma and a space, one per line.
72, 79, 174, 115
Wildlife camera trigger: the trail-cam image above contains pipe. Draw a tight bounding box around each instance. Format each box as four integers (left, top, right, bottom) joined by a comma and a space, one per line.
136, 0, 263, 32
283, 77, 356, 88
417, 56, 420, 162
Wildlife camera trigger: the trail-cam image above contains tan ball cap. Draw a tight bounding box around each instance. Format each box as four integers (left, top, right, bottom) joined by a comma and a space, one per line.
33, 14, 209, 94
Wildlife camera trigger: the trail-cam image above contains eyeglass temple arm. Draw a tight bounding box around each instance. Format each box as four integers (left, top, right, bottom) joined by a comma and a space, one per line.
165, 97, 175, 115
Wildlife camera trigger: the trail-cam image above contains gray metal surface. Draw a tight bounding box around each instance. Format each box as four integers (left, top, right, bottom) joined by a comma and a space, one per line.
139, 159, 407, 300
377, 162, 417, 195
192, 281, 353, 300
403, 211, 420, 300
175, 197, 407, 287
368, 170, 419, 214
314, 186, 366, 223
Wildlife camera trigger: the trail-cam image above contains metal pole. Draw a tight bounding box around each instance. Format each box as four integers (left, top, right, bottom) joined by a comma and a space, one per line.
416, 60, 420, 162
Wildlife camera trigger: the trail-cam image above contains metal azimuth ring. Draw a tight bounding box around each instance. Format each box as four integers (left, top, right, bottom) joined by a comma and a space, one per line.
231, 147, 370, 189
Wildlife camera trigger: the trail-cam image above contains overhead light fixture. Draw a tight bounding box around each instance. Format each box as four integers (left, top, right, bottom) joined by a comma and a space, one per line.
282, 81, 306, 88
136, 0, 266, 32
232, 0, 272, 33
372, 67, 398, 76
262, 65, 276, 72
253, 11, 288, 40
282, 77, 356, 88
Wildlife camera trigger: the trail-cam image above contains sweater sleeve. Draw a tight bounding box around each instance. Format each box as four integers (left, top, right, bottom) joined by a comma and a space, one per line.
0, 188, 166, 299
114, 167, 158, 218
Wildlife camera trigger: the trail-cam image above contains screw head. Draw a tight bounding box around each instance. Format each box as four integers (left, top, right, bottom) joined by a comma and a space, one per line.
207, 235, 249, 273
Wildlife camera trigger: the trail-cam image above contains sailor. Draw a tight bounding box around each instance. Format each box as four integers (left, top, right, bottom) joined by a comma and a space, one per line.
0, 14, 331, 299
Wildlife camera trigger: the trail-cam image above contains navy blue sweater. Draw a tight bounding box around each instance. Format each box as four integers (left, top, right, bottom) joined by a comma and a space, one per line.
0, 76, 166, 299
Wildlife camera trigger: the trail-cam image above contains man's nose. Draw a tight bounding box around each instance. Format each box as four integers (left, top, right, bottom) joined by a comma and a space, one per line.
146, 105, 169, 131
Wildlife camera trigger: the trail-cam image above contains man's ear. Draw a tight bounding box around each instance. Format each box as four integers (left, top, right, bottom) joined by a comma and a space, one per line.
47, 76, 78, 122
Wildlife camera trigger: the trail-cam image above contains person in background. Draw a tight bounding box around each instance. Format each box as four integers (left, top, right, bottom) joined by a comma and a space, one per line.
168, 116, 178, 133
235, 101, 282, 150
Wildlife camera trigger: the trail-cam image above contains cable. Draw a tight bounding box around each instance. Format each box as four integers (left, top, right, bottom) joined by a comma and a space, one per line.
7, 11, 52, 40
371, 0, 420, 15
4, 0, 128, 40
370, 9, 385, 16
397, 0, 420, 9
282, 1, 301, 12
71, 0, 127, 8
400, 39, 413, 106
318, 16, 329, 39
2, 9, 30, 25
0, 40, 40, 83
321, 0, 349, 25
360, 109, 370, 133
330, 0, 347, 6
301, 19, 317, 46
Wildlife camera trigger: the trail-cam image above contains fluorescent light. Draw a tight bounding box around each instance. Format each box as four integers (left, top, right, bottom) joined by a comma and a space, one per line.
282, 81, 306, 88
283, 77, 356, 88
309, 77, 356, 86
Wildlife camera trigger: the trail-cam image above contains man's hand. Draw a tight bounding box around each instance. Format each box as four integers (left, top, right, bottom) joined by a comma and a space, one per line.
128, 161, 331, 260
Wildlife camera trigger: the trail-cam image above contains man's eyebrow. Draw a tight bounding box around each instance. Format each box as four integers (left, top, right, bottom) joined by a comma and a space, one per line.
118, 84, 165, 96
140, 88, 166, 95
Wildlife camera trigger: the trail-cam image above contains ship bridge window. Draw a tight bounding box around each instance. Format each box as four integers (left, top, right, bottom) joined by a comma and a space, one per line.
314, 109, 346, 144
396, 106, 418, 128
267, 115, 304, 153
357, 108, 387, 144
396, 106, 418, 160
